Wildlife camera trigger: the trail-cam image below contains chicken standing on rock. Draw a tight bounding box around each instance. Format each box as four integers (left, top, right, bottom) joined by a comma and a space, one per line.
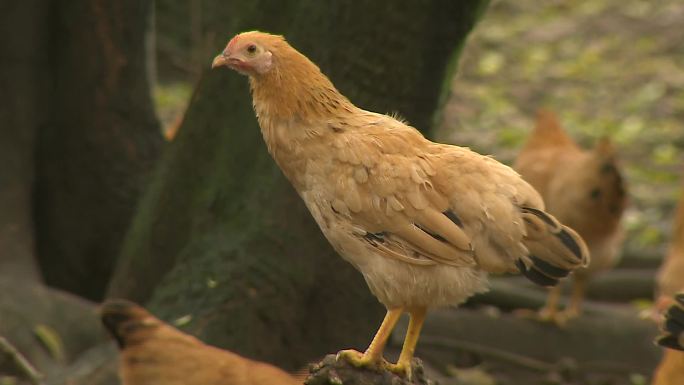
100, 299, 302, 385
513, 110, 627, 324
212, 31, 589, 378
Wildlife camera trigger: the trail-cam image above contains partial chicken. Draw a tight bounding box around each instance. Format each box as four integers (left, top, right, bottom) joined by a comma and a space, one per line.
211, 31, 589, 378
653, 293, 684, 385
651, 191, 684, 385
656, 190, 684, 312
513, 110, 627, 323
100, 299, 301, 385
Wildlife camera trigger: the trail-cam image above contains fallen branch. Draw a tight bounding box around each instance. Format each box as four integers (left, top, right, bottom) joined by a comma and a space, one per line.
471, 268, 656, 310
0, 335, 45, 385
391, 306, 661, 380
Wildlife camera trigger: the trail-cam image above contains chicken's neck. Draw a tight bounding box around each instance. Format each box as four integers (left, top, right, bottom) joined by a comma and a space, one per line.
249, 59, 355, 123
248, 57, 356, 186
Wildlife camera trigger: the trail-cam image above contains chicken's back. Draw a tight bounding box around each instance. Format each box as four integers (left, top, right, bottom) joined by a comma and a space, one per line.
100, 299, 301, 385
514, 110, 582, 198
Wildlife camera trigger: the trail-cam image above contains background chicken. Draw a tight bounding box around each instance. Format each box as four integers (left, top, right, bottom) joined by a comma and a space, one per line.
100, 299, 301, 385
652, 292, 684, 385
514, 110, 627, 323
651, 190, 684, 385
212, 31, 589, 378
656, 190, 684, 312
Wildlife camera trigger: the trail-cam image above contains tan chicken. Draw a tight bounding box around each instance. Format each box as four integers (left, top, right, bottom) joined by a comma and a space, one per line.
652, 191, 684, 385
653, 293, 684, 385
656, 190, 684, 312
513, 110, 627, 323
211, 31, 589, 378
100, 299, 302, 385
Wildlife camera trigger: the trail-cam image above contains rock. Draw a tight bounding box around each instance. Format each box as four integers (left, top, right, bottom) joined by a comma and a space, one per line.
305, 354, 436, 385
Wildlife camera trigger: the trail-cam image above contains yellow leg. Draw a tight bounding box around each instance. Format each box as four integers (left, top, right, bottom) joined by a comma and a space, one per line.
538, 285, 562, 322
388, 307, 427, 378
338, 308, 402, 369
563, 276, 586, 319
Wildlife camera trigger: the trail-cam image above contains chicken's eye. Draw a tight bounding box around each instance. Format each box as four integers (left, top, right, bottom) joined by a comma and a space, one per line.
246, 44, 257, 55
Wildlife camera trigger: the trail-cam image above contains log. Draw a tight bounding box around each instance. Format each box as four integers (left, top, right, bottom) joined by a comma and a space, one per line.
46, 344, 118, 385
0, 277, 106, 379
390, 306, 661, 384
472, 268, 656, 311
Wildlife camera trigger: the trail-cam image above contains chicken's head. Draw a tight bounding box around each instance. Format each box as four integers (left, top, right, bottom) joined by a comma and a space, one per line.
212, 31, 283, 76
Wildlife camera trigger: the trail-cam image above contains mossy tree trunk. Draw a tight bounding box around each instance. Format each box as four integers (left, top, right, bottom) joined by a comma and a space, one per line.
0, 0, 162, 377
33, 0, 163, 300
0, 0, 50, 282
108, 0, 489, 370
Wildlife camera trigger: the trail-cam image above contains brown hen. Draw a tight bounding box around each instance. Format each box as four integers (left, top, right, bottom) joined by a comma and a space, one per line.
100, 299, 301, 385
656, 190, 684, 311
212, 31, 589, 378
514, 110, 627, 323
653, 292, 684, 385
652, 190, 684, 385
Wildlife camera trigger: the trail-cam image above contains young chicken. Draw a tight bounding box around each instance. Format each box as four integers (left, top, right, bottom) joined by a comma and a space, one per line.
653, 293, 684, 385
656, 190, 684, 312
513, 110, 627, 324
651, 192, 684, 385
100, 299, 302, 385
211, 31, 589, 377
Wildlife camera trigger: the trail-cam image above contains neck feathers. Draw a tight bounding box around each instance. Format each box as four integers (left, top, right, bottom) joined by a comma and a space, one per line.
249, 47, 354, 121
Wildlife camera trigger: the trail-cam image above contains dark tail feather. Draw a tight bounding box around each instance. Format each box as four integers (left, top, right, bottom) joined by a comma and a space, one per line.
518, 207, 590, 287
656, 294, 684, 351
100, 299, 153, 349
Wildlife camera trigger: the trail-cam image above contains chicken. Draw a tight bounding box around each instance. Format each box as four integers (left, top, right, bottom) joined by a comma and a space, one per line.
656, 190, 684, 312
651, 192, 684, 385
100, 299, 302, 385
653, 292, 684, 385
513, 110, 627, 324
211, 31, 589, 378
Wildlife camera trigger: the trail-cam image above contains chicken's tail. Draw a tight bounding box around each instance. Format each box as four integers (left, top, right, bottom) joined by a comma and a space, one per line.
515, 207, 590, 287
656, 292, 684, 351
100, 299, 158, 349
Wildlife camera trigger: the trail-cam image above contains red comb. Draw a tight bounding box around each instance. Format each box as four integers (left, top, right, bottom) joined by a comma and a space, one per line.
227, 34, 240, 51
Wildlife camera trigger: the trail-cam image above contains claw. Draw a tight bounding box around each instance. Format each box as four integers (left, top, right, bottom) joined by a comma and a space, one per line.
336, 349, 387, 370
387, 361, 412, 379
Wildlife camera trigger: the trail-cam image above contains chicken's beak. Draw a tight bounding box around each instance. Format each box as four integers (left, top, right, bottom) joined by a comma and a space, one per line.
212, 53, 229, 69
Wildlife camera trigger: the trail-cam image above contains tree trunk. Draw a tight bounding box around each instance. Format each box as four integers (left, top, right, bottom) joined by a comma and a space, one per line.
34, 0, 163, 300
0, 2, 161, 380
0, 0, 50, 282
108, 0, 489, 370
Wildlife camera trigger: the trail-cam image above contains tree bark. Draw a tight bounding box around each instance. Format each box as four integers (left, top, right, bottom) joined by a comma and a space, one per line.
108, 0, 489, 370
0, 0, 50, 282
34, 0, 163, 300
